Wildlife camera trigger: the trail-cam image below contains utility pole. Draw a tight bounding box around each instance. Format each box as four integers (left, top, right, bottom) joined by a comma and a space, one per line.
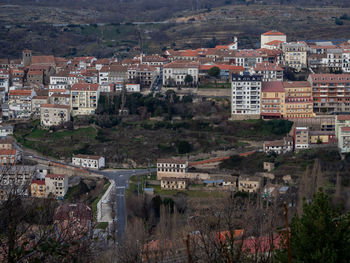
283, 202, 292, 263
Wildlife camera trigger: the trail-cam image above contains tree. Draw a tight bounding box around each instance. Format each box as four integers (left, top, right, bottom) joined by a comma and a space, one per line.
280, 190, 350, 263
208, 66, 220, 79
177, 140, 192, 154
184, 75, 193, 86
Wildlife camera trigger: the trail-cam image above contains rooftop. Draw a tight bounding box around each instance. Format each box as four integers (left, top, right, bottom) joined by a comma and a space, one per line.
262, 81, 285, 93
262, 30, 286, 36
71, 83, 99, 91
41, 103, 70, 109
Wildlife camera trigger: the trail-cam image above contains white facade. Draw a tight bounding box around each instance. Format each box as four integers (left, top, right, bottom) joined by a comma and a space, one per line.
70, 84, 100, 116
231, 74, 262, 120
0, 125, 13, 137
40, 104, 70, 127
261, 31, 287, 49
72, 155, 105, 170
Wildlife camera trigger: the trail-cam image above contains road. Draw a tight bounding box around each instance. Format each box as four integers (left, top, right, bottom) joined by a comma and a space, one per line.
96, 168, 156, 240
15, 141, 156, 240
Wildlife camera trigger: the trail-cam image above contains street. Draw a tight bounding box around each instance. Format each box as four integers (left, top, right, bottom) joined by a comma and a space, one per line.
98, 168, 156, 240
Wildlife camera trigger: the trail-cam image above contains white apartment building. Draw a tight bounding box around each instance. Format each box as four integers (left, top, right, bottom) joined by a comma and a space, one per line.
251, 62, 283, 82
261, 31, 287, 49
70, 83, 100, 116
294, 127, 309, 150
231, 73, 262, 120
157, 159, 188, 180
234, 50, 263, 69
327, 49, 342, 70
45, 174, 68, 199
0, 125, 13, 137
342, 51, 350, 73
163, 61, 199, 86
72, 154, 105, 170
40, 104, 70, 127
31, 96, 48, 117
0, 69, 10, 93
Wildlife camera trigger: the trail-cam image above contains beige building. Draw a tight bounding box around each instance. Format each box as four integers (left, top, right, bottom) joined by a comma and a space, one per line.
40, 104, 70, 127
161, 178, 188, 190
31, 180, 46, 198
294, 127, 309, 150
261, 31, 286, 49
238, 176, 262, 193
157, 159, 188, 180
163, 61, 199, 86
70, 83, 100, 116
0, 137, 14, 150
282, 42, 307, 71
45, 174, 68, 199
32, 96, 48, 117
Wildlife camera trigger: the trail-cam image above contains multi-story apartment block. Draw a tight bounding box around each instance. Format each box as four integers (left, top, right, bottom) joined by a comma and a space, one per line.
234, 50, 263, 69
72, 154, 105, 170
49, 94, 70, 106
0, 69, 9, 93
335, 115, 350, 153
31, 96, 48, 117
0, 125, 13, 137
128, 65, 157, 87
40, 104, 70, 127
251, 62, 283, 82
282, 42, 307, 71
26, 70, 43, 85
327, 48, 342, 71
8, 89, 36, 119
0, 166, 37, 200
342, 51, 350, 73
263, 136, 293, 154
161, 178, 188, 190
238, 176, 262, 193
70, 83, 99, 116
261, 30, 286, 49
157, 159, 188, 180
294, 127, 309, 150
163, 61, 199, 86
309, 74, 350, 114
31, 180, 46, 198
231, 73, 262, 120
11, 69, 24, 86
99, 65, 128, 85
283, 81, 314, 118
0, 137, 14, 150
0, 149, 19, 165
261, 81, 285, 119
45, 174, 68, 199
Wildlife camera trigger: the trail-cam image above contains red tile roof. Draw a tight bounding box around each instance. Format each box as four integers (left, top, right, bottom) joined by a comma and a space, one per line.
71, 83, 99, 91
262, 81, 284, 92
254, 62, 283, 71
337, 115, 350, 121
282, 81, 311, 88
31, 55, 55, 65
262, 30, 285, 36
163, 61, 199, 69
27, 70, 43, 76
9, 90, 33, 96
0, 149, 16, 155
309, 74, 350, 84
265, 40, 285, 46
32, 180, 45, 185
341, 127, 350, 132
199, 64, 244, 71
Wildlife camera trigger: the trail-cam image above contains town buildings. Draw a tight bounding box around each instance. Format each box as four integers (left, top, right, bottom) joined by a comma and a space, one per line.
157, 159, 188, 180
231, 73, 262, 120
308, 74, 350, 114
238, 176, 262, 193
72, 154, 105, 170
45, 174, 68, 199
282, 42, 307, 71
161, 178, 188, 190
261, 81, 285, 119
70, 83, 100, 116
40, 104, 70, 127
294, 127, 309, 150
260, 31, 287, 49
7, 89, 36, 119
263, 136, 293, 154
163, 61, 199, 86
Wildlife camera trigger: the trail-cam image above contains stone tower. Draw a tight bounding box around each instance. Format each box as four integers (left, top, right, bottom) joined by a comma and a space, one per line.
22, 49, 32, 67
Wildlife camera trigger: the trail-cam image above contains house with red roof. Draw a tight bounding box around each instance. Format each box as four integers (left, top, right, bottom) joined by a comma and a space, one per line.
261, 30, 286, 49
163, 61, 199, 86
70, 83, 100, 116
251, 62, 283, 82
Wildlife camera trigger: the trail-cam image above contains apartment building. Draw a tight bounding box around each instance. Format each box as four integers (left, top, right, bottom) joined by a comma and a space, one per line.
11, 69, 25, 86
260, 30, 286, 49
40, 104, 70, 127
99, 65, 128, 85
0, 69, 9, 93
294, 127, 309, 150
261, 81, 285, 119
0, 165, 37, 200
163, 61, 199, 86
157, 159, 188, 180
238, 176, 262, 193
31, 180, 46, 198
72, 154, 105, 170
128, 65, 157, 87
251, 62, 283, 82
0, 149, 19, 165
335, 115, 350, 153
308, 74, 350, 114
0, 137, 14, 150
327, 48, 342, 71
70, 83, 100, 116
283, 81, 314, 118
45, 174, 68, 199
8, 89, 36, 119
161, 178, 188, 190
0, 125, 13, 137
49, 94, 70, 106
309, 131, 336, 144
234, 50, 263, 69
282, 42, 307, 71
31, 96, 48, 117
26, 70, 43, 85
342, 51, 350, 73
263, 136, 293, 154
231, 73, 262, 120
